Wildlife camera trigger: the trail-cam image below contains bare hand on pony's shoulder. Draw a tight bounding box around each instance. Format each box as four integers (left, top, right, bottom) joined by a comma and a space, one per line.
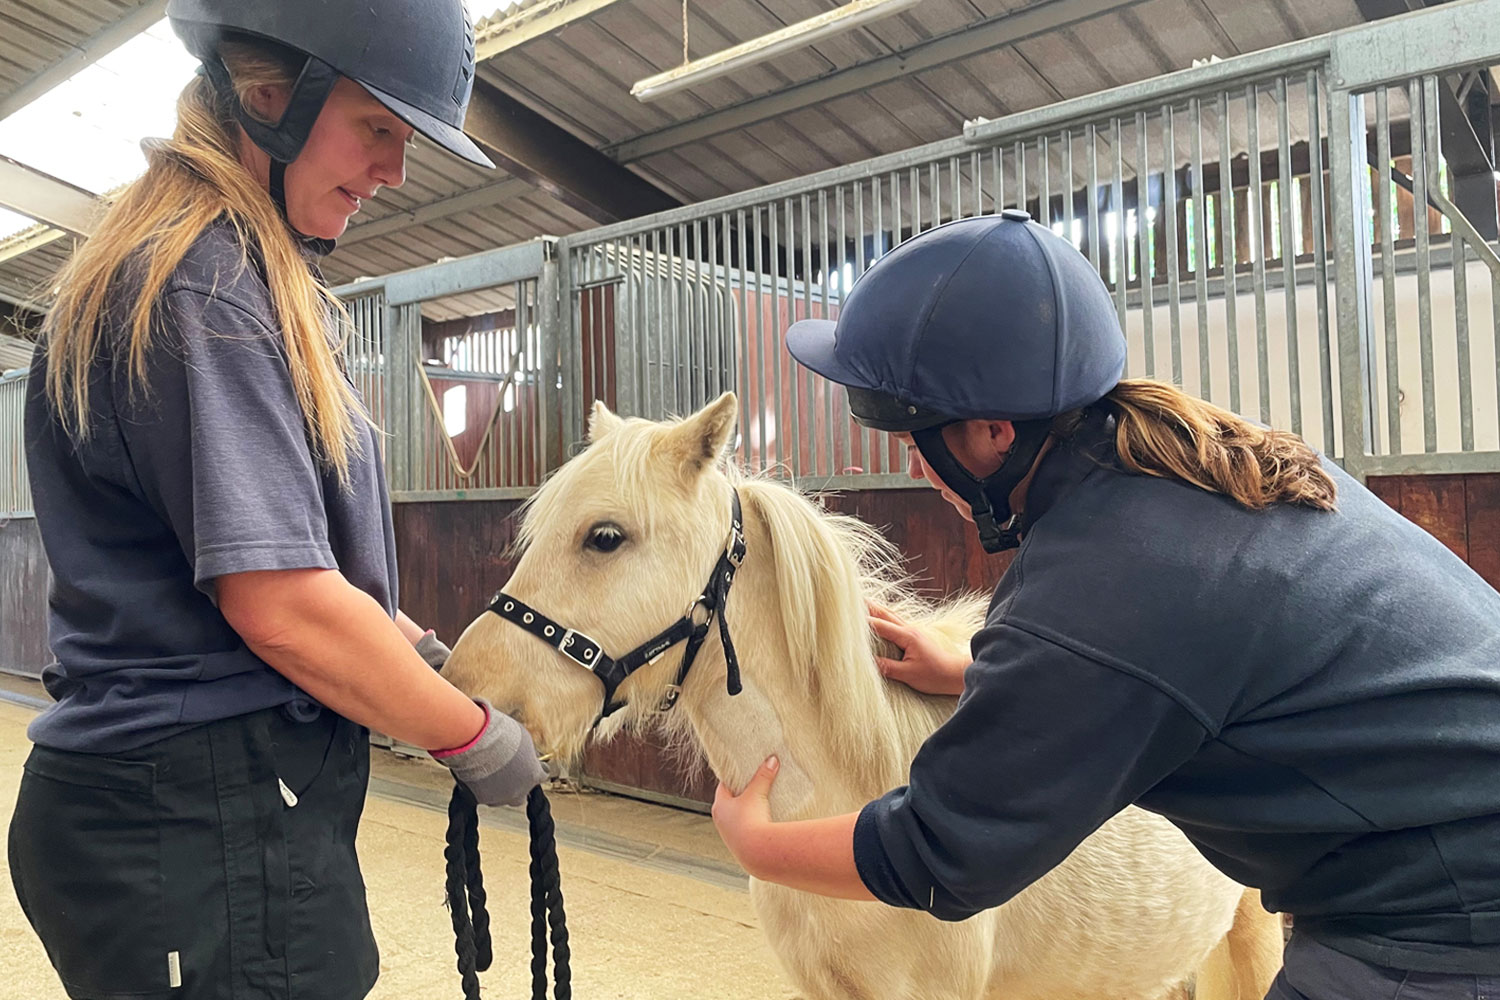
867, 602, 970, 697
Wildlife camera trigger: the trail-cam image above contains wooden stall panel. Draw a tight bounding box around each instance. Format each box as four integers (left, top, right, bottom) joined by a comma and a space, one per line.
1368, 473, 1499, 589
1397, 474, 1469, 563
1465, 476, 1500, 590
1, 518, 51, 679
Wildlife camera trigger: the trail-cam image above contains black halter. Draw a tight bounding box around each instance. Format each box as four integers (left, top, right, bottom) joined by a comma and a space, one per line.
487, 491, 747, 719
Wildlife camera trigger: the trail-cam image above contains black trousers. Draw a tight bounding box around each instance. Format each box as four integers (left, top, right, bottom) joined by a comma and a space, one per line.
8, 707, 379, 1000
1269, 934, 1500, 1000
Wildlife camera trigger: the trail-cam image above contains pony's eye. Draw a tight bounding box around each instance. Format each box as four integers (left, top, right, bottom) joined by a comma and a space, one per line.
585, 523, 627, 553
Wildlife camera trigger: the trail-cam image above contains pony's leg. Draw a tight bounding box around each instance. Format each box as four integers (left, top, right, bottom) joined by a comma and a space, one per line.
1192, 889, 1285, 1000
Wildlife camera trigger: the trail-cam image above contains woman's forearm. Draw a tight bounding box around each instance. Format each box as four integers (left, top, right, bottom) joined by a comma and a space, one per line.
394, 608, 427, 644
744, 812, 875, 900
217, 568, 484, 750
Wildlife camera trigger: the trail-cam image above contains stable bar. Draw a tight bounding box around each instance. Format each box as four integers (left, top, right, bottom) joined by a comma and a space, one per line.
1276, 76, 1304, 436
1330, 85, 1377, 473
735, 210, 754, 469
835, 186, 851, 472
1016, 140, 1027, 217
1039, 135, 1052, 228
706, 217, 721, 413
1218, 91, 1242, 415
1307, 69, 1334, 455
771, 202, 786, 472
654, 230, 668, 418
1063, 130, 1076, 250
1376, 87, 1400, 455
1247, 83, 1272, 425
1410, 79, 1437, 452
1112, 118, 1128, 330
873, 179, 887, 473
1086, 125, 1102, 273
1163, 104, 1183, 385
820, 189, 835, 476
800, 193, 815, 471
1426, 76, 1475, 454
1190, 98, 1212, 400
993, 144, 1005, 213
971, 149, 983, 216
1136, 112, 1156, 376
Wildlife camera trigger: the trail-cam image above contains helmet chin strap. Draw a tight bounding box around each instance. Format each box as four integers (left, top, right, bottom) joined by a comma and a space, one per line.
911, 420, 1054, 553
196, 58, 338, 253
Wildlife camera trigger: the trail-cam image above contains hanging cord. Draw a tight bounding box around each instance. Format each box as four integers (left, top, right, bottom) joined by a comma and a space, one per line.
415, 358, 522, 480
682, 0, 689, 64
445, 782, 572, 1000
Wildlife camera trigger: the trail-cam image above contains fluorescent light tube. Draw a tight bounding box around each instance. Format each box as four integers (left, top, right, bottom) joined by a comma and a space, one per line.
631, 0, 924, 102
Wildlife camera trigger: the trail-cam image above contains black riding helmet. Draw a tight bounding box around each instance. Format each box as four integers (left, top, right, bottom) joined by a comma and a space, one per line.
168, 0, 493, 227
787, 210, 1127, 552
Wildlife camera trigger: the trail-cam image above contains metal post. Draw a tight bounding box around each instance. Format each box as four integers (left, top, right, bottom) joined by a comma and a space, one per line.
1328, 86, 1377, 477
554, 241, 581, 460
539, 253, 567, 474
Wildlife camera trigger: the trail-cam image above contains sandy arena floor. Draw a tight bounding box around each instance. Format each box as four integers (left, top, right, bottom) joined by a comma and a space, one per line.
0, 698, 799, 999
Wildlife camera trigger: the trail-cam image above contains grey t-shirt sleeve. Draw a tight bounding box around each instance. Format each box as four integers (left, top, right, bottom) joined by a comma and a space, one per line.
118, 286, 338, 592
853, 621, 1210, 921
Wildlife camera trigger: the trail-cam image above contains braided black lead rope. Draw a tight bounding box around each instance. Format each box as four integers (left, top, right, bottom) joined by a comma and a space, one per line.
445, 782, 572, 1000
444, 783, 486, 999
526, 788, 571, 999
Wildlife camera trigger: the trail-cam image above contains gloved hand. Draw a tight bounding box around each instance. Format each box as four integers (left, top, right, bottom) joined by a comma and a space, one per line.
415, 629, 451, 671
430, 698, 545, 807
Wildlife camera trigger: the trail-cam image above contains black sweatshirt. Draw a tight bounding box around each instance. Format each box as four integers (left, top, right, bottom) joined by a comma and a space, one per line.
854, 411, 1500, 973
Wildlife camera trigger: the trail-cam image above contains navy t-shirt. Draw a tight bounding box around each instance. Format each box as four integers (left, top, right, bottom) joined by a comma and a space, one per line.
854, 410, 1500, 973
24, 221, 398, 752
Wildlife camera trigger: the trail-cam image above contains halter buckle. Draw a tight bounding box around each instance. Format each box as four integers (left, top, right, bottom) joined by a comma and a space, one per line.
558, 629, 601, 668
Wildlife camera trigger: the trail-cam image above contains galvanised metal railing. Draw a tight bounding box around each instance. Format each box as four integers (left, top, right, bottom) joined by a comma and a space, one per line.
0, 367, 29, 517
333, 239, 561, 500
557, 0, 1500, 485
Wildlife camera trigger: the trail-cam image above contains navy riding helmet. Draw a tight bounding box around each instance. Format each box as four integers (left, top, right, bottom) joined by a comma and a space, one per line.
168, 0, 492, 230
786, 209, 1126, 552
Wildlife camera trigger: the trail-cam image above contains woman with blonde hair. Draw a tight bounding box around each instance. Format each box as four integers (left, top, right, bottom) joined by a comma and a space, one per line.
8, 2, 541, 997
713, 211, 1500, 999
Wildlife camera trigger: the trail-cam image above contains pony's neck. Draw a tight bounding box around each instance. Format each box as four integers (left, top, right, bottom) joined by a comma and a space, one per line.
676, 481, 954, 820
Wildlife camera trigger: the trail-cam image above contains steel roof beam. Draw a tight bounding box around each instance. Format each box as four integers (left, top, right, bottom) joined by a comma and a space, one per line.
0, 0, 169, 122
606, 0, 1154, 163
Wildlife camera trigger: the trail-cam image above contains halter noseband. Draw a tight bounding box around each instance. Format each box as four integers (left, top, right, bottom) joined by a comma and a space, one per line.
487, 491, 746, 720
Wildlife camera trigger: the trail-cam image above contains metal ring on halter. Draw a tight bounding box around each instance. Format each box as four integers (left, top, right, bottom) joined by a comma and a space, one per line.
684, 594, 711, 625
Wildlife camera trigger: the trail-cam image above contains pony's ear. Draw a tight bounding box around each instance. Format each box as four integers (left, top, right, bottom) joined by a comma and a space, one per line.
589, 400, 624, 442
663, 392, 738, 475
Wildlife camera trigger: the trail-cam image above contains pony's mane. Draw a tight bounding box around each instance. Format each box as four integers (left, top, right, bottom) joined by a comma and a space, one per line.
724, 467, 988, 791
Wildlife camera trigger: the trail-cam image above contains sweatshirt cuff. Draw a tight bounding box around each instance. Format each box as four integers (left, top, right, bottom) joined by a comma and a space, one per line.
853, 796, 924, 910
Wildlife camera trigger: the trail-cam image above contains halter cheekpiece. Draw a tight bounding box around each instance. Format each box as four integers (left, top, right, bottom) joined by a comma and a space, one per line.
487, 491, 747, 719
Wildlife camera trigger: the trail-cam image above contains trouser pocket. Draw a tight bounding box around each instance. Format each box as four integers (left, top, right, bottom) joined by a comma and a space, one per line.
267, 712, 379, 998
10, 747, 177, 999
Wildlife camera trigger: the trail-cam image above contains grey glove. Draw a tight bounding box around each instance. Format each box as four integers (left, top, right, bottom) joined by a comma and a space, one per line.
431, 698, 545, 807
415, 630, 451, 671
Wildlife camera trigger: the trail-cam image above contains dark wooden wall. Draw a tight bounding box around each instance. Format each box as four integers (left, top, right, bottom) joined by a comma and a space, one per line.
1, 517, 50, 679
392, 472, 1500, 808
1367, 473, 1500, 589
2, 471, 1493, 802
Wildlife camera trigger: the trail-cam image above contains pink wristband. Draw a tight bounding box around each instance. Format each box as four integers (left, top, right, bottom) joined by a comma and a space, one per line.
431, 702, 489, 758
